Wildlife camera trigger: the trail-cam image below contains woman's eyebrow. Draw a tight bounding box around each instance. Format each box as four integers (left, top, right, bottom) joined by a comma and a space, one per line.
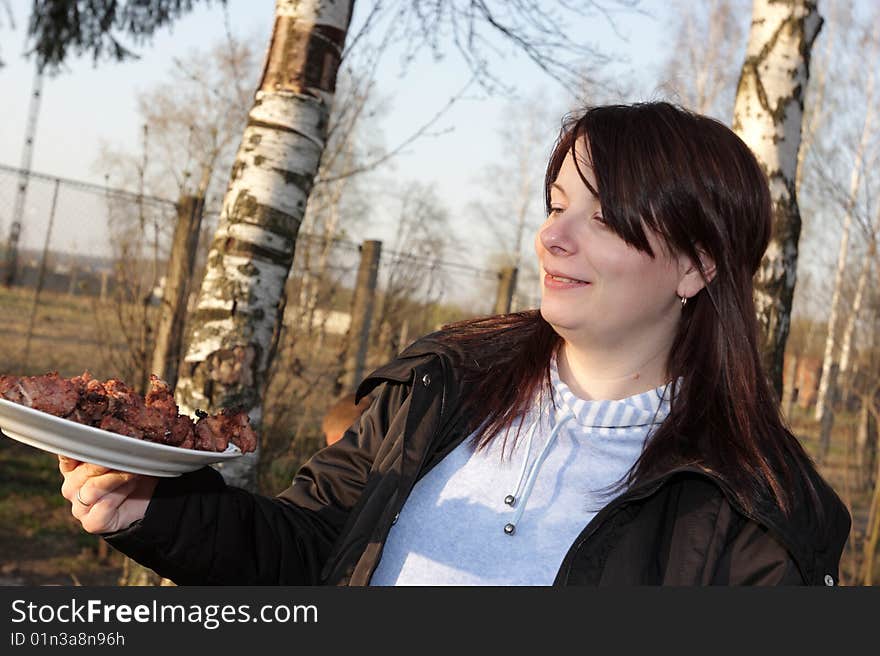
550, 182, 567, 196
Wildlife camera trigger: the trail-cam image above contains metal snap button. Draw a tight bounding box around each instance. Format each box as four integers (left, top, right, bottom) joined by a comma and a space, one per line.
391, 512, 400, 525
504, 523, 515, 535
824, 574, 834, 586
421, 373, 431, 386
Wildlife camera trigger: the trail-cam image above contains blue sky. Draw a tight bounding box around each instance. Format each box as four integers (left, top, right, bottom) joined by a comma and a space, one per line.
0, 0, 673, 257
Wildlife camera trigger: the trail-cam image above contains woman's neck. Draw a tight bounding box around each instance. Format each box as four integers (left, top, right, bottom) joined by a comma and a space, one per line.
557, 339, 672, 401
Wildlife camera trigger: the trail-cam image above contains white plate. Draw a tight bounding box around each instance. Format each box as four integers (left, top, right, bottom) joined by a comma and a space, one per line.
0, 398, 242, 477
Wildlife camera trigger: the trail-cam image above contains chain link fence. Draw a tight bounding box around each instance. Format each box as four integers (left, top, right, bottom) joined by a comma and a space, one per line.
0, 163, 179, 295
0, 165, 184, 386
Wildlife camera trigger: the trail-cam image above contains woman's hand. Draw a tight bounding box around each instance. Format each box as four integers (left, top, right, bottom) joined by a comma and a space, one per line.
59, 455, 159, 534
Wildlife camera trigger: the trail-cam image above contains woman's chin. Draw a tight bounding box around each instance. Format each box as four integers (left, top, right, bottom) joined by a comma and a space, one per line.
539, 305, 611, 346
539, 305, 578, 334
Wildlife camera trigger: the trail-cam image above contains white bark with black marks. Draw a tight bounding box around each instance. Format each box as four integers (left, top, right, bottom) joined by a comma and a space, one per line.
732, 0, 822, 397
174, 0, 354, 490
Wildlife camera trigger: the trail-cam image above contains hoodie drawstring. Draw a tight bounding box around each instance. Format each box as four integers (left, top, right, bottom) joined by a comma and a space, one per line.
504, 418, 540, 509
503, 413, 574, 535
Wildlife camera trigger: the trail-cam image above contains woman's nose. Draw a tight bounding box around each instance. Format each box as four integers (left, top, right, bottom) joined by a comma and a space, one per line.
538, 217, 575, 255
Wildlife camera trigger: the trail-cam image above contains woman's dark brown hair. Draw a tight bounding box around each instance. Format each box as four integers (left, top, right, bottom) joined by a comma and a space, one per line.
438, 101, 816, 516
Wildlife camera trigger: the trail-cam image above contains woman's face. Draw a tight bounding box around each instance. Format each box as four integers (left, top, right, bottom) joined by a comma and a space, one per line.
535, 140, 689, 351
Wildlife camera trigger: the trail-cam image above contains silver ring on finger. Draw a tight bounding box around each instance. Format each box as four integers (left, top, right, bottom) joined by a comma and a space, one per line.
75, 488, 93, 508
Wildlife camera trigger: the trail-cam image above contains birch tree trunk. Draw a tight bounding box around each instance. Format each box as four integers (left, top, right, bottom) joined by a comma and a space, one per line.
174, 0, 354, 490
794, 2, 835, 196
818, 241, 875, 466
732, 0, 822, 399
836, 202, 880, 413
814, 22, 878, 421
838, 241, 876, 389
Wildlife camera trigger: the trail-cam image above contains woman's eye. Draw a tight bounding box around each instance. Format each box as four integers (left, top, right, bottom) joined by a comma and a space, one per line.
548, 206, 564, 217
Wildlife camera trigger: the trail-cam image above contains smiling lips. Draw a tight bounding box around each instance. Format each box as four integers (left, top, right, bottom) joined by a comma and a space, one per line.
543, 270, 590, 289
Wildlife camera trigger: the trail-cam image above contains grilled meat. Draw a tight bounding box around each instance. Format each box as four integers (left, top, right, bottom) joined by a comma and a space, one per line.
194, 408, 258, 453
0, 372, 79, 416
0, 371, 256, 454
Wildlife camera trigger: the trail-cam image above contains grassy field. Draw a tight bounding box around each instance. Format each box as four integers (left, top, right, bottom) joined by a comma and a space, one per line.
0, 285, 876, 585
0, 437, 123, 585
0, 286, 127, 584
0, 286, 128, 379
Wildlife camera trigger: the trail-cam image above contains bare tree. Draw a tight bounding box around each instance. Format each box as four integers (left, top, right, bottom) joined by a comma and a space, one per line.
782, 6, 880, 581
92, 127, 177, 395
782, 12, 880, 466
170, 0, 356, 491
839, 213, 878, 387
813, 20, 878, 431
137, 35, 260, 203
732, 0, 823, 398
788, 0, 860, 396
385, 0, 641, 92
467, 91, 560, 313
98, 34, 258, 205
792, 0, 852, 198
371, 184, 453, 360
659, 0, 749, 119
292, 52, 387, 342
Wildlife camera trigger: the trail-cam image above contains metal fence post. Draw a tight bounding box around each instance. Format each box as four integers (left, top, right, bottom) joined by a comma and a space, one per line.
150, 194, 205, 389
343, 239, 382, 391
494, 266, 518, 315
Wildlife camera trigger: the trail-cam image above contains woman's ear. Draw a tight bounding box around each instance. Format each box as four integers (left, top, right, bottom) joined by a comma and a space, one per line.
676, 247, 716, 299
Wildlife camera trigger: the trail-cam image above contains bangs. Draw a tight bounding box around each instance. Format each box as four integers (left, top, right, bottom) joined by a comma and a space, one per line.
544, 111, 660, 259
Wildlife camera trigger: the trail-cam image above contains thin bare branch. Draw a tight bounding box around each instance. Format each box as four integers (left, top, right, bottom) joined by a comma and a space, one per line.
316, 74, 477, 185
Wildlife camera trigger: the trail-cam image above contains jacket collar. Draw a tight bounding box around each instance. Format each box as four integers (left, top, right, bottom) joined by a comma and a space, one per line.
355, 333, 457, 401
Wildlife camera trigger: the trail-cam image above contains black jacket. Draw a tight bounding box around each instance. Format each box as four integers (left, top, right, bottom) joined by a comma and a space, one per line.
106, 332, 852, 586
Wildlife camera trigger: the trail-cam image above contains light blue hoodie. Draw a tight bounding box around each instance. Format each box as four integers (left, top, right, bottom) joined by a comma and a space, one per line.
370, 358, 672, 585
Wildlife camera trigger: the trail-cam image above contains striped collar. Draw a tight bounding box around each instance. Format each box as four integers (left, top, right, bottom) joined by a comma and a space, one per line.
549, 356, 672, 430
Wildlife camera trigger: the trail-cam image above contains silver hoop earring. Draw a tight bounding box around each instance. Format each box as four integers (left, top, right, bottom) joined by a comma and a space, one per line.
679, 295, 688, 307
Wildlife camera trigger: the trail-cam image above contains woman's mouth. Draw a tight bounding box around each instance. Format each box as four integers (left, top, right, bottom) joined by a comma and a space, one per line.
544, 273, 590, 289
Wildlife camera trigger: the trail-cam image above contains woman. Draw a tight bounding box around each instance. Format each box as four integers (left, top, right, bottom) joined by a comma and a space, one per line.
60, 102, 850, 585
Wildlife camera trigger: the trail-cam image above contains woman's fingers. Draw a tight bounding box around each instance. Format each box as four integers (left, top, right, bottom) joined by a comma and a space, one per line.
74, 477, 138, 534
59, 458, 158, 533
77, 476, 157, 534
58, 454, 84, 474
60, 461, 118, 505
80, 469, 136, 503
